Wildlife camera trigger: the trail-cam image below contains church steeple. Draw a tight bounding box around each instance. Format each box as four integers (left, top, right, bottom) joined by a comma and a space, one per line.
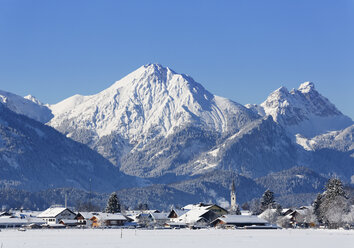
230, 179, 236, 210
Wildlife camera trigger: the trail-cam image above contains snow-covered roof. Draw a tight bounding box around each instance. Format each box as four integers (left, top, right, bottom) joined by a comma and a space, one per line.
11, 210, 42, 218
177, 209, 210, 224
183, 203, 213, 210
258, 209, 278, 219
240, 210, 252, 216
282, 208, 292, 214
0, 218, 27, 225
76, 212, 96, 219
0, 217, 45, 225
169, 209, 189, 217
217, 215, 268, 224
125, 210, 159, 216
93, 213, 127, 221
150, 212, 169, 220
37, 207, 74, 218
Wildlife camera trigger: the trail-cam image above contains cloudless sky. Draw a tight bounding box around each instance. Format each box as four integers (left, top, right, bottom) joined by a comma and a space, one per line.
0, 0, 353, 118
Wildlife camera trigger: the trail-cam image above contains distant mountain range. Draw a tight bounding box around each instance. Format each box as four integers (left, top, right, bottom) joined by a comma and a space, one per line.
0, 64, 353, 209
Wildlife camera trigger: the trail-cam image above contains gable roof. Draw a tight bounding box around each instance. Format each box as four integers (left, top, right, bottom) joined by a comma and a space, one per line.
178, 209, 210, 224
37, 207, 75, 218
92, 213, 127, 221
168, 209, 189, 218
76, 212, 96, 219
182, 203, 227, 213
150, 212, 169, 220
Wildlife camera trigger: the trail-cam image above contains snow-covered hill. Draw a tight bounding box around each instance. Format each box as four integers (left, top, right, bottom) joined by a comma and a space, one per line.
246, 82, 353, 138
0, 90, 53, 123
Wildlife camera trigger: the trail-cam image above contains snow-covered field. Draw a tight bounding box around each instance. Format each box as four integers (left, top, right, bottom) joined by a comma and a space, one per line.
1, 229, 354, 248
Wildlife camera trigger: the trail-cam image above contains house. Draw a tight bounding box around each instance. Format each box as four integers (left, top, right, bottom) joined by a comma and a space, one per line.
0, 217, 30, 228
37, 207, 76, 225
90, 213, 127, 228
211, 215, 270, 228
174, 208, 216, 227
282, 206, 314, 227
0, 215, 45, 228
75, 212, 95, 227
172, 203, 228, 227
149, 212, 169, 227
135, 213, 153, 227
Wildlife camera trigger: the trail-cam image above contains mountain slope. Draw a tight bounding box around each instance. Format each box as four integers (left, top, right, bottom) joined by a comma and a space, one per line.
255, 166, 328, 195
246, 82, 353, 138
181, 116, 298, 178
296, 125, 354, 181
0, 90, 53, 123
0, 103, 137, 192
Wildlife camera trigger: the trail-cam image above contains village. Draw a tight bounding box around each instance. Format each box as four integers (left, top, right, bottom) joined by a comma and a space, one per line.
1, 180, 351, 231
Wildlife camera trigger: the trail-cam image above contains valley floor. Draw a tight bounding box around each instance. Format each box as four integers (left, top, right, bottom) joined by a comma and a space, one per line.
1, 228, 354, 248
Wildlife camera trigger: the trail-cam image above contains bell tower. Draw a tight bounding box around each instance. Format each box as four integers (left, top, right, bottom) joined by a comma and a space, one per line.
230, 180, 236, 210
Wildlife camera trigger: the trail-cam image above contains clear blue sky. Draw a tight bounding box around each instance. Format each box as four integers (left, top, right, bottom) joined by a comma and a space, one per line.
1, 0, 353, 118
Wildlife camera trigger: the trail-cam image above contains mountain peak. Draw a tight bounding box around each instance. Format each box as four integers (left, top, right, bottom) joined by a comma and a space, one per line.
276, 86, 289, 93
298, 81, 315, 93
140, 63, 176, 76
259, 81, 353, 137
50, 65, 257, 143
273, 86, 289, 97
24, 94, 42, 105
143, 63, 167, 70
0, 90, 53, 123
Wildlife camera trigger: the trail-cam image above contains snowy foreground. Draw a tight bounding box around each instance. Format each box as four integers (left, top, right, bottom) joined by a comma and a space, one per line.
1, 229, 354, 248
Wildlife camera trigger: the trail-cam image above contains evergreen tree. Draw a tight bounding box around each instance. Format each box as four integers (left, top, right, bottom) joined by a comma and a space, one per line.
313, 178, 349, 228
105, 192, 121, 213
313, 193, 323, 223
260, 189, 275, 212
137, 203, 149, 210
324, 178, 346, 199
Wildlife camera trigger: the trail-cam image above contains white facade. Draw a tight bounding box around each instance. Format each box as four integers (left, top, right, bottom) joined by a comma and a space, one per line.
38, 207, 76, 224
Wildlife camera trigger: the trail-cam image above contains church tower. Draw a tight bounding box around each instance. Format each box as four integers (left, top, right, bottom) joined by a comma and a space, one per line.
230, 179, 236, 210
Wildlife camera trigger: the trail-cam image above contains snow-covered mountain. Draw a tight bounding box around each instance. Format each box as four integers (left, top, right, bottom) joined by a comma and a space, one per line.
45, 65, 353, 182
0, 64, 353, 206
48, 64, 259, 174
246, 82, 353, 138
50, 64, 258, 140
0, 90, 53, 123
0, 102, 138, 192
